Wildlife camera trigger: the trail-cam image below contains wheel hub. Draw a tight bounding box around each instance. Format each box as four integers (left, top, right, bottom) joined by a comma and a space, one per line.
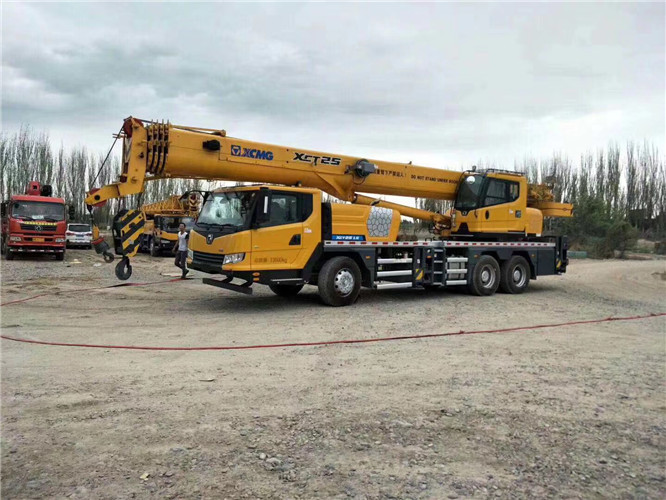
512, 266, 526, 287
334, 269, 355, 296
480, 265, 496, 288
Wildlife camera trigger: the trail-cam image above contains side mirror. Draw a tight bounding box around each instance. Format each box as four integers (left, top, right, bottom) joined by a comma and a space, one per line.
68, 205, 76, 220
254, 188, 271, 226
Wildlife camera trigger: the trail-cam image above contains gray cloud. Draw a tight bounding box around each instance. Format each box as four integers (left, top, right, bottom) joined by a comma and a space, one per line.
2, 2, 664, 167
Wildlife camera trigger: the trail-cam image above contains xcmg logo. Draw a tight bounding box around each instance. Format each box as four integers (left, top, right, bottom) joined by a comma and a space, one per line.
231, 144, 274, 161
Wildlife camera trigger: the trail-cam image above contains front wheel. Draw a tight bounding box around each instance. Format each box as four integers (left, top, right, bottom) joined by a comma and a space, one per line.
4, 246, 14, 260
499, 256, 530, 294
269, 283, 304, 297
467, 255, 500, 296
317, 256, 361, 307
56, 252, 65, 261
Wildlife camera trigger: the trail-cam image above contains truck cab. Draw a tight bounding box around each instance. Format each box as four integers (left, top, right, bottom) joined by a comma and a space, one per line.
451, 170, 543, 237
1, 183, 67, 260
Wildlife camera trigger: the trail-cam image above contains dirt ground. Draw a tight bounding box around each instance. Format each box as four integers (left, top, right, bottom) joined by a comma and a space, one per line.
1, 250, 665, 499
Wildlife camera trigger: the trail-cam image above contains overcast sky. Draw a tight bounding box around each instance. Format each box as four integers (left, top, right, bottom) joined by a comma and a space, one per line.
2, 2, 664, 170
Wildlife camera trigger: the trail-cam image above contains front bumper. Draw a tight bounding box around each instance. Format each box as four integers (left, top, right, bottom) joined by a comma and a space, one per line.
189, 261, 222, 274
66, 237, 91, 245
8, 244, 65, 253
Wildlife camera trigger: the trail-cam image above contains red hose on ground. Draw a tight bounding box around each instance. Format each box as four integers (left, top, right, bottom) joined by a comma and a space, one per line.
1, 312, 664, 352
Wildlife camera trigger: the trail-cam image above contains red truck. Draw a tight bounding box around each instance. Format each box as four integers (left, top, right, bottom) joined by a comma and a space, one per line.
1, 181, 67, 260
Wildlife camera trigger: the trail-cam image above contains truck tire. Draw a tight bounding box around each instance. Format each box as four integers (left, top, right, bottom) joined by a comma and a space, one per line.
5, 248, 14, 260
56, 252, 65, 261
499, 255, 530, 294
317, 256, 361, 307
467, 255, 500, 296
269, 283, 304, 297
149, 238, 160, 257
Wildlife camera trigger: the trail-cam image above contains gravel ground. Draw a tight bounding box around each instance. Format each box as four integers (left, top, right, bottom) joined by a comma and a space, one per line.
1, 250, 665, 499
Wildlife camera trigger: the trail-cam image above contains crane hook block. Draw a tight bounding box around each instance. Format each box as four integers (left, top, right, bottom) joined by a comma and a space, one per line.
115, 256, 132, 280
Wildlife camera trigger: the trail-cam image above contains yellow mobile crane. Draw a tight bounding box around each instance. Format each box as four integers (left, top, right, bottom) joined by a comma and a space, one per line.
137, 193, 201, 256
86, 117, 572, 306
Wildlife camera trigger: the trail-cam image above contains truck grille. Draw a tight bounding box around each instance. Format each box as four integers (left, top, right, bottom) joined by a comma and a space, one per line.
192, 251, 225, 266
20, 224, 57, 232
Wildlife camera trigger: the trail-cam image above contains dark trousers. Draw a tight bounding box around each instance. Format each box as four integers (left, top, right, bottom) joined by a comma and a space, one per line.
174, 250, 187, 274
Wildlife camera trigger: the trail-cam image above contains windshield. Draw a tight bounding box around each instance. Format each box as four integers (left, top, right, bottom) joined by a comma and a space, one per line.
11, 201, 65, 221
69, 224, 91, 232
197, 191, 257, 227
161, 216, 195, 232
454, 175, 484, 211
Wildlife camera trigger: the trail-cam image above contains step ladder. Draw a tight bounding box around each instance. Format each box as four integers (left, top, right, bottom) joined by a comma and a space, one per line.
375, 256, 414, 290
445, 256, 468, 286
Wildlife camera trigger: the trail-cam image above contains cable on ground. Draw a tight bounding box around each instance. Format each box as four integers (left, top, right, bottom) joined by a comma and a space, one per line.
1, 309, 663, 352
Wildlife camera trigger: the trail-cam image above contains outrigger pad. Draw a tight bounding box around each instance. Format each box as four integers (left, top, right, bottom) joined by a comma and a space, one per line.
112, 209, 145, 258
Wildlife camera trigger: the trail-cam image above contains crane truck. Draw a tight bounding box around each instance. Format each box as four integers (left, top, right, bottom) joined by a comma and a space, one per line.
135, 192, 201, 256
86, 117, 573, 306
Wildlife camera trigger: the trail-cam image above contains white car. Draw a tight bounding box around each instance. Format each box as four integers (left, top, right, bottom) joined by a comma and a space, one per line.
66, 223, 92, 248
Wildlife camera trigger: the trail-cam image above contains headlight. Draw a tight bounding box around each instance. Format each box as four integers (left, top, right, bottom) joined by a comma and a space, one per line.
187, 249, 193, 259
9, 236, 21, 242
223, 253, 245, 265
55, 238, 65, 243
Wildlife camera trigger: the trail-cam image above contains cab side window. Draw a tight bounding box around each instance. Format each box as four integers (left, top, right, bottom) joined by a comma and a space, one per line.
260, 192, 314, 228
483, 179, 520, 207
269, 193, 299, 226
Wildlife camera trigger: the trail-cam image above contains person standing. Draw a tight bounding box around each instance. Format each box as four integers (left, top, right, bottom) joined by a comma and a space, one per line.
173, 222, 189, 278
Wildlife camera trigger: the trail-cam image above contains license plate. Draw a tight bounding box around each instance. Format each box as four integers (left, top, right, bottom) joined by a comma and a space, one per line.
33, 238, 45, 242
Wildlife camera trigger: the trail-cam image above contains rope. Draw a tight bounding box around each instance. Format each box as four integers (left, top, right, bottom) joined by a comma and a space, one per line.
1, 312, 663, 352
89, 125, 124, 188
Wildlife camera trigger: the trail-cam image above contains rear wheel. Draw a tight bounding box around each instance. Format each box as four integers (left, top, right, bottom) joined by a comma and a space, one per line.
317, 256, 361, 306
499, 255, 530, 294
269, 283, 304, 297
467, 255, 500, 296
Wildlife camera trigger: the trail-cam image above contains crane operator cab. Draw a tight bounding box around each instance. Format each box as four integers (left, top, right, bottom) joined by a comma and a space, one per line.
450, 170, 543, 237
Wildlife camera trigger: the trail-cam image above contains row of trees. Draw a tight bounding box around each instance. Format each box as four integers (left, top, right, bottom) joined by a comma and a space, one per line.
1, 127, 664, 251
518, 142, 666, 239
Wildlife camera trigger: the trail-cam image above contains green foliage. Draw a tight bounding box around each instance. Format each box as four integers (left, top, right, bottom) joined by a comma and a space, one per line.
605, 221, 638, 258
587, 237, 615, 259
561, 196, 611, 245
